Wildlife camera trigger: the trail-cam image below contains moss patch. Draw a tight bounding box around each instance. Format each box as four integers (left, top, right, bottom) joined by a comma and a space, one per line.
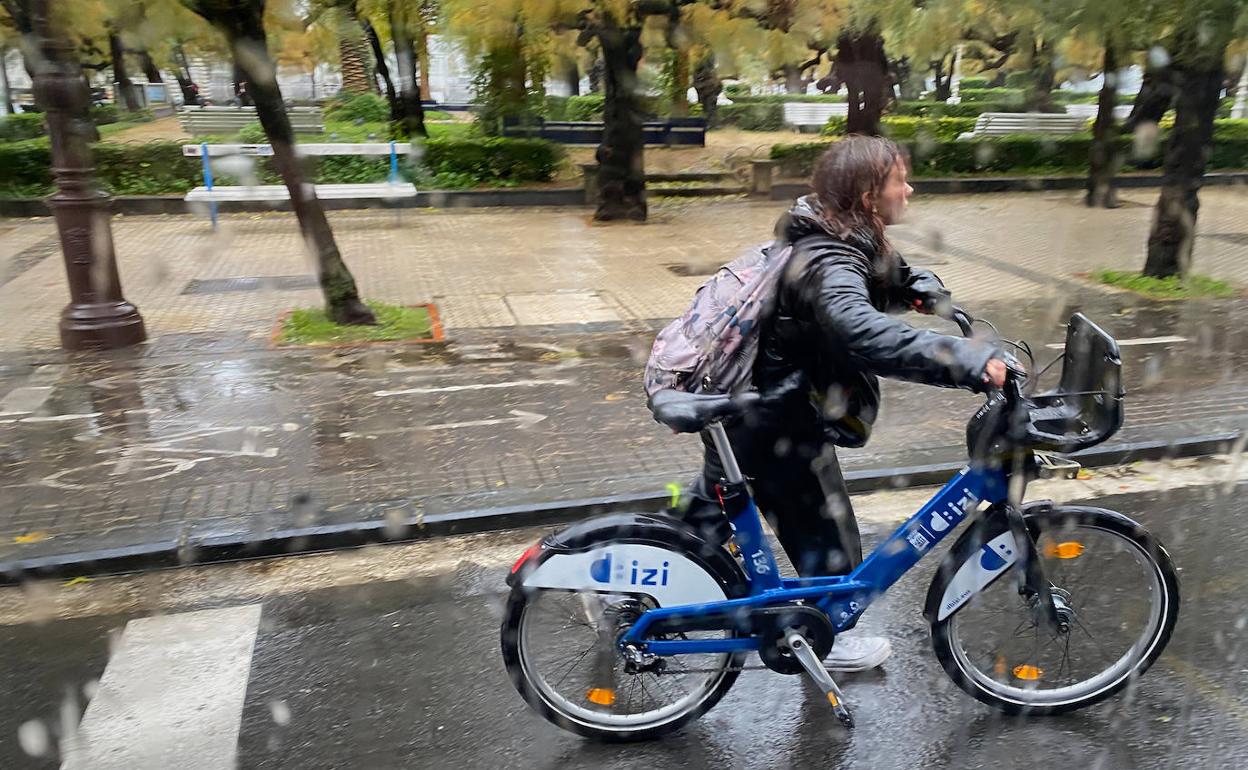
1093, 270, 1237, 300
277, 302, 434, 345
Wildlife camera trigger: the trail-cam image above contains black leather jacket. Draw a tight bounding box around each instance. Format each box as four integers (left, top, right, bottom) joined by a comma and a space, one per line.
754, 197, 999, 447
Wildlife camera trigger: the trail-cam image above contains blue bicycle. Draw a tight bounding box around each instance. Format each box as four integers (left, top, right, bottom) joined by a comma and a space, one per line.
501, 311, 1180, 740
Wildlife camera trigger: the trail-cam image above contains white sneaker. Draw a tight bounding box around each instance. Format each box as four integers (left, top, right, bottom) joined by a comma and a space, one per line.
824, 636, 892, 673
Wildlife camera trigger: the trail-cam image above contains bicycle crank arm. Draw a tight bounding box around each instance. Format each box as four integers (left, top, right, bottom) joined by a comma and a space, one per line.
785, 631, 854, 728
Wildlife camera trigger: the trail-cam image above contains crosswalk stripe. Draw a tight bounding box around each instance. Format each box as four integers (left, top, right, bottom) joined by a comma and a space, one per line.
60, 604, 263, 770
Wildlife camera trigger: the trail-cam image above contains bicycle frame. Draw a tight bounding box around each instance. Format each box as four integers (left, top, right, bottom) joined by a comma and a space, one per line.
619, 422, 1012, 656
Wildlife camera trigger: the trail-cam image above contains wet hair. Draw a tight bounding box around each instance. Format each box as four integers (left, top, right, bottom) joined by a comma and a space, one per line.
810, 135, 906, 253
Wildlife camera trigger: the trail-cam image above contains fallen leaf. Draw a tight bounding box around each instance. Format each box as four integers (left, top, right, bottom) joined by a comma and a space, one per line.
14, 532, 49, 544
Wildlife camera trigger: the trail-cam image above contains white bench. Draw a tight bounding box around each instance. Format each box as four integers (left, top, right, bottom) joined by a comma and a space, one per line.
179, 106, 324, 136
182, 143, 417, 226
782, 102, 849, 131
958, 112, 1091, 140
1063, 103, 1134, 121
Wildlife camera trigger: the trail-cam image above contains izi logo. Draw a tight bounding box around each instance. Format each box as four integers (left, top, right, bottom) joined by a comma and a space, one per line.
589, 551, 671, 586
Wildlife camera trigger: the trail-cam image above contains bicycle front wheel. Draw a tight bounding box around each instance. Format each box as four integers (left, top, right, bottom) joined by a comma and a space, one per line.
932, 505, 1179, 715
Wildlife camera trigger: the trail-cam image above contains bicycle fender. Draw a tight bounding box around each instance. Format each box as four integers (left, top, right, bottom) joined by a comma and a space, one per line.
922, 501, 1056, 624
508, 511, 748, 607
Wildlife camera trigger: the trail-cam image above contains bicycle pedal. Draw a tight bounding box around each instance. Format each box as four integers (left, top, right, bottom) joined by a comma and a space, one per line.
784, 630, 855, 728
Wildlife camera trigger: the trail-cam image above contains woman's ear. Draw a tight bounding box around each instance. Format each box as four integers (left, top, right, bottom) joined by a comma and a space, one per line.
860, 191, 873, 211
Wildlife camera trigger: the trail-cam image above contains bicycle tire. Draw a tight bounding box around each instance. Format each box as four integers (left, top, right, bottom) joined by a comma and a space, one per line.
931, 505, 1179, 715
501, 523, 750, 741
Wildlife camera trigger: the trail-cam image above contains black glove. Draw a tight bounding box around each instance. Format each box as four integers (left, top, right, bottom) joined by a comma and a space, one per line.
904, 268, 953, 317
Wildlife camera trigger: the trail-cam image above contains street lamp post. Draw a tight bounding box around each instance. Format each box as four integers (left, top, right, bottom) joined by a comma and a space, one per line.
31, 0, 145, 351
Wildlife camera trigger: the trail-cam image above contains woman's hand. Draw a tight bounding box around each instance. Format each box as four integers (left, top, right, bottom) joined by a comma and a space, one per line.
983, 359, 1010, 388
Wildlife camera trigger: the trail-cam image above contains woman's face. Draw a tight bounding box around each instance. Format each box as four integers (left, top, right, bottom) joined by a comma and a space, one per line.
873, 160, 913, 226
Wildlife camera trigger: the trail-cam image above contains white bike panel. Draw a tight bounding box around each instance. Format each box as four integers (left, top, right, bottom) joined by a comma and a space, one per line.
523, 545, 728, 607
937, 531, 1021, 621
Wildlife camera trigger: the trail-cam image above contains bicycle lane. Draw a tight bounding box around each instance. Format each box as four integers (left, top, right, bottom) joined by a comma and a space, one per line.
0, 477, 1245, 769
0, 293, 1244, 574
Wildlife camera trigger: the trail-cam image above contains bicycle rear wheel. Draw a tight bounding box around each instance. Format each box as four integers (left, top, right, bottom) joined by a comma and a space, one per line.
932, 506, 1179, 715
501, 586, 744, 741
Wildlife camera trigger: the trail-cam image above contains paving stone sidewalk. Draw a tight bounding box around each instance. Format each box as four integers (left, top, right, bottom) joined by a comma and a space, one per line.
1, 191, 1246, 569
2, 188, 1247, 352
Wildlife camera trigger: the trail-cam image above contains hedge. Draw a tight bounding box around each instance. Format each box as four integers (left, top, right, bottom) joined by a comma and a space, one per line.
728, 94, 847, 104
958, 88, 1026, 105
0, 114, 46, 143
0, 136, 564, 197
890, 100, 1066, 118
822, 116, 978, 142
958, 77, 990, 90
1004, 72, 1033, 88
715, 102, 785, 131
769, 133, 1248, 179
325, 93, 390, 123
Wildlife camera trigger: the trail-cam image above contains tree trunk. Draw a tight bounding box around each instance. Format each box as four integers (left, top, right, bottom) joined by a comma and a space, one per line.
137, 49, 162, 82
415, 23, 431, 100
1, 45, 13, 114
362, 18, 397, 119
588, 52, 604, 94
782, 64, 805, 94
1143, 63, 1224, 278
692, 52, 721, 125
108, 32, 140, 111
562, 55, 580, 96
186, 1, 375, 325
1086, 42, 1120, 209
931, 53, 951, 101
337, 15, 372, 96
171, 43, 200, 105
594, 22, 646, 222
390, 3, 427, 137
1124, 65, 1177, 131
668, 47, 689, 116
837, 29, 888, 135
1023, 39, 1055, 112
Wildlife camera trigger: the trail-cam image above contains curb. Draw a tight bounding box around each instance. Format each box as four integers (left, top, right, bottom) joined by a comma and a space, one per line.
770, 171, 1248, 200
0, 431, 1239, 586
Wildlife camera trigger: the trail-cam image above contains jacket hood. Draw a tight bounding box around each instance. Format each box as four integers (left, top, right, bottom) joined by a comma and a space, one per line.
774, 195, 879, 257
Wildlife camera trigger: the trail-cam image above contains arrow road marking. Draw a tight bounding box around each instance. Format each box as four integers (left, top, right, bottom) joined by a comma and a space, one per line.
341, 410, 547, 438
372, 379, 574, 398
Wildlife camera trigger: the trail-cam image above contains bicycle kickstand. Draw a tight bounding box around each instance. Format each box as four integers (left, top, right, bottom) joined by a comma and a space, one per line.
785, 630, 855, 728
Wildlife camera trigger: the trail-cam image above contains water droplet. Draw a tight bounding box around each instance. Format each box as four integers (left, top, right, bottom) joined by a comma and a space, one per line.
268, 699, 291, 725
18, 720, 49, 756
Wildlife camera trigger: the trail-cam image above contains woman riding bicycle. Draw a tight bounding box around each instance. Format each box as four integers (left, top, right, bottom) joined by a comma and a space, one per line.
682, 136, 1013, 672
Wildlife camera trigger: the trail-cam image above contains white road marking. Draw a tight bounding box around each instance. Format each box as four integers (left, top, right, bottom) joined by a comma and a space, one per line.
0, 386, 54, 416
61, 604, 263, 770
373, 378, 574, 398
341, 409, 548, 437
1045, 335, 1187, 350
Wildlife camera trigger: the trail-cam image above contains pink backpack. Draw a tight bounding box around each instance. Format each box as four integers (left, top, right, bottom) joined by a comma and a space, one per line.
644, 236, 830, 397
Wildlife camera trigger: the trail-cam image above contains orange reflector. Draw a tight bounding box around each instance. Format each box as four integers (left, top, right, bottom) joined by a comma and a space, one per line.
1013, 665, 1044, 681
586, 688, 616, 706
826, 692, 840, 707
1044, 541, 1085, 559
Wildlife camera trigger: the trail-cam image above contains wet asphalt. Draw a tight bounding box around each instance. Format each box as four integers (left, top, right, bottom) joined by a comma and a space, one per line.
0, 293, 1245, 566
1, 482, 1246, 769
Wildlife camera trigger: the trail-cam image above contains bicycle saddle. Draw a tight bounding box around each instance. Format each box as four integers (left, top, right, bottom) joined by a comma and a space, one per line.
648, 389, 760, 433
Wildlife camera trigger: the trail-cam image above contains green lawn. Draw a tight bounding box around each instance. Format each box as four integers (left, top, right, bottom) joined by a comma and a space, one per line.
1094, 270, 1238, 299
277, 302, 435, 346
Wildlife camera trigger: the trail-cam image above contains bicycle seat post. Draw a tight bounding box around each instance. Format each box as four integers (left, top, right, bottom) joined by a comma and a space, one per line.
707, 421, 744, 485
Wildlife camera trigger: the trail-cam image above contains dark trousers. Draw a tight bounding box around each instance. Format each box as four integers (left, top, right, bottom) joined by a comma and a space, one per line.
682, 420, 863, 578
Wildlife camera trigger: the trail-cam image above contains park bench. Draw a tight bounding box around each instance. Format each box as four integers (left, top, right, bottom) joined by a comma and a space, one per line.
502, 117, 706, 146
1063, 103, 1134, 121
179, 106, 324, 137
782, 102, 849, 132
181, 142, 416, 226
957, 112, 1090, 140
